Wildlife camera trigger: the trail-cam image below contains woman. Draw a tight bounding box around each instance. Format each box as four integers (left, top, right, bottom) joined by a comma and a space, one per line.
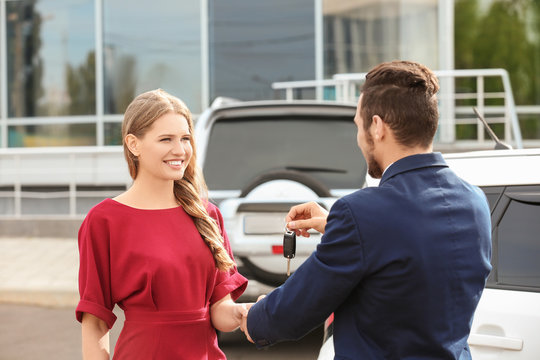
76, 89, 248, 359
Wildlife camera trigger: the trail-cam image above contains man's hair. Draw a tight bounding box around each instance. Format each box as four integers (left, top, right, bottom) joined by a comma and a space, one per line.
360, 60, 440, 148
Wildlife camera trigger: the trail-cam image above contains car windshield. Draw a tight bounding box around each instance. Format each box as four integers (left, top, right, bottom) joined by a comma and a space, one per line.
203, 115, 367, 191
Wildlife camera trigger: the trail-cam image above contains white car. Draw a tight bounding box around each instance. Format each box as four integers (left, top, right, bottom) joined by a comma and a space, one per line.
195, 98, 365, 287
318, 148, 540, 360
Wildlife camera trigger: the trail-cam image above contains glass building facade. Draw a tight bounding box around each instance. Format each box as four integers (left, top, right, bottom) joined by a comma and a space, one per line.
0, 0, 539, 148
323, 0, 438, 77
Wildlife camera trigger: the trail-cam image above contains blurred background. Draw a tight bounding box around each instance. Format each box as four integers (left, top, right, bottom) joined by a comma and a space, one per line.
1, 0, 540, 358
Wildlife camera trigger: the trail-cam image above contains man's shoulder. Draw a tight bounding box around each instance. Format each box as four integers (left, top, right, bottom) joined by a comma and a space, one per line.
340, 186, 393, 206
333, 187, 397, 219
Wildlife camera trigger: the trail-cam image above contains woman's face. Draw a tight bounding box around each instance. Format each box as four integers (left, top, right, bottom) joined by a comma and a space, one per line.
132, 112, 193, 182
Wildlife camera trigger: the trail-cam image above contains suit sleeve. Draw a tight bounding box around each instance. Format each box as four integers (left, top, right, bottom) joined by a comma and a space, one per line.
207, 203, 248, 304
75, 211, 117, 329
247, 198, 366, 347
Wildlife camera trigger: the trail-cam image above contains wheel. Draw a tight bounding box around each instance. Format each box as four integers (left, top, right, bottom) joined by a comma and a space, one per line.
239, 170, 331, 198
237, 170, 330, 286
239, 257, 288, 287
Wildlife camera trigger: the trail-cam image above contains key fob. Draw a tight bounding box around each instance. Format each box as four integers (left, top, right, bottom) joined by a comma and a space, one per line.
283, 230, 296, 259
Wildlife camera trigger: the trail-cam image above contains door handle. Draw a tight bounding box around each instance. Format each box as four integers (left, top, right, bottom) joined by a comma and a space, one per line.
468, 333, 523, 351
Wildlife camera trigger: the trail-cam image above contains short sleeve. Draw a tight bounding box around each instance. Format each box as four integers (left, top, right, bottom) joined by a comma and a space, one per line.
207, 203, 248, 304
75, 208, 117, 329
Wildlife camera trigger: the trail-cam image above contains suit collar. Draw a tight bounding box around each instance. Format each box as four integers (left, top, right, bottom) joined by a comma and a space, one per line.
379, 152, 447, 186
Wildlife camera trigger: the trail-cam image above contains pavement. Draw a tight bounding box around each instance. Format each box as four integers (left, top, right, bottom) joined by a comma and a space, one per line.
0, 237, 79, 307
0, 302, 322, 360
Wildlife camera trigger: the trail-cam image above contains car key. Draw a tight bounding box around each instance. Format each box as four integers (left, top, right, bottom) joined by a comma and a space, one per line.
283, 229, 296, 276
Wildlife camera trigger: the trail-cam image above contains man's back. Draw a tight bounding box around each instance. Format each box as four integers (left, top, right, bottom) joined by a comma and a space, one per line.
243, 61, 492, 360
332, 152, 492, 359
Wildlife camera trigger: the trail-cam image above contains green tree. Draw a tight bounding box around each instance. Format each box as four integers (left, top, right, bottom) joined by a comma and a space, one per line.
454, 0, 540, 139
66, 51, 96, 115
530, 0, 540, 104
112, 55, 137, 114
6, 2, 44, 117
472, 0, 535, 105
455, 0, 479, 71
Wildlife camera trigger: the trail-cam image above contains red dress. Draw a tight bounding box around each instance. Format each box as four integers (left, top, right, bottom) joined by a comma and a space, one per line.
76, 198, 248, 359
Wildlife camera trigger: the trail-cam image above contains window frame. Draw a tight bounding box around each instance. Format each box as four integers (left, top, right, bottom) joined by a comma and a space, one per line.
485, 184, 540, 293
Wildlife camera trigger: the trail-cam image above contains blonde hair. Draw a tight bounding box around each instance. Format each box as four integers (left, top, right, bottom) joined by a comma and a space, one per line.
122, 89, 235, 272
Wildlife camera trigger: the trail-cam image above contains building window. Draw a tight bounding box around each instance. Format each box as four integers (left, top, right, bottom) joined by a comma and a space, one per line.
6, 0, 96, 117
209, 0, 315, 102
103, 0, 202, 114
323, 0, 438, 77
8, 123, 96, 147
104, 122, 121, 146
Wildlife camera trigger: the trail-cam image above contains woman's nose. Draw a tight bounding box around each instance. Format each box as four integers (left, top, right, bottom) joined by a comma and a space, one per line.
172, 140, 186, 155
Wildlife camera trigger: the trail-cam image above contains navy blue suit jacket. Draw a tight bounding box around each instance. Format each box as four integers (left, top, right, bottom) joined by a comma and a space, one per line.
247, 153, 492, 359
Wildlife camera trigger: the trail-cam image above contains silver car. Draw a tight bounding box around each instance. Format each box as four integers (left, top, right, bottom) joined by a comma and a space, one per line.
195, 99, 366, 288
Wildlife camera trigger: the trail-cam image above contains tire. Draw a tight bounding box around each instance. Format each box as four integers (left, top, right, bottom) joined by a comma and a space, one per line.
239, 256, 289, 287
239, 170, 331, 198
238, 170, 330, 286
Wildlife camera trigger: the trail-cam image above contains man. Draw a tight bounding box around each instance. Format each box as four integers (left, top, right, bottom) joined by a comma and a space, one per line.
240, 60, 492, 359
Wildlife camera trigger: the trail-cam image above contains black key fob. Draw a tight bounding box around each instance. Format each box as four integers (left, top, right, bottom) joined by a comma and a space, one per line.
283, 230, 296, 259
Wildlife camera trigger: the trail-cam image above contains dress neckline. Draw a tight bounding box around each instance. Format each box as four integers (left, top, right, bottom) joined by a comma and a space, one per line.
107, 198, 183, 212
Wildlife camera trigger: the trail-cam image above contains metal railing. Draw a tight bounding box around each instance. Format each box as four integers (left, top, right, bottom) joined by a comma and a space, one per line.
272, 69, 524, 149
1, 69, 537, 218
0, 146, 128, 217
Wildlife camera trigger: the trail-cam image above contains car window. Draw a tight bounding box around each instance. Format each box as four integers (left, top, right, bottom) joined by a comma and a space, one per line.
490, 185, 540, 291
480, 186, 504, 211
203, 116, 367, 191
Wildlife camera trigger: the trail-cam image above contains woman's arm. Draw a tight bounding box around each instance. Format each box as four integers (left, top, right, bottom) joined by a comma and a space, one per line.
81, 312, 110, 360
210, 294, 250, 332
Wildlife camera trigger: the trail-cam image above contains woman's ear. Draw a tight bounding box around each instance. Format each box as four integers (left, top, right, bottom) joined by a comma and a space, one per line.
125, 134, 140, 157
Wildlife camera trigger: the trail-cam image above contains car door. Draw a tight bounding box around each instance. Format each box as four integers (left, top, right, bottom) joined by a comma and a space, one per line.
469, 185, 540, 359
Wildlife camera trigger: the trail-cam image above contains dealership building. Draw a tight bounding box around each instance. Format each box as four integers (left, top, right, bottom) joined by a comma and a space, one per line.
0, 0, 539, 223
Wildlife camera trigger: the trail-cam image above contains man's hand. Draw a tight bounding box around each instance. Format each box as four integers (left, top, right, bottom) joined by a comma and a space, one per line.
240, 303, 254, 343
240, 295, 266, 343
286, 201, 329, 237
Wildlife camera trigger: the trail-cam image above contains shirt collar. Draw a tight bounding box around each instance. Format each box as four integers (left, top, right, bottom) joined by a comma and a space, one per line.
382, 162, 394, 176
379, 152, 448, 186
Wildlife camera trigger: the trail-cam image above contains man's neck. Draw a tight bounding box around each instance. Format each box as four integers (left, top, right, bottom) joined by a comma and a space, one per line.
378, 144, 433, 171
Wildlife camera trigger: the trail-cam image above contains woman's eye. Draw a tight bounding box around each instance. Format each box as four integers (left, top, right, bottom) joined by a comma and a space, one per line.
182, 137, 191, 142
160, 138, 171, 142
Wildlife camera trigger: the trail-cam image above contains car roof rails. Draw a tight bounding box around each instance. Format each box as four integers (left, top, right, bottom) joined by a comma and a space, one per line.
472, 107, 513, 150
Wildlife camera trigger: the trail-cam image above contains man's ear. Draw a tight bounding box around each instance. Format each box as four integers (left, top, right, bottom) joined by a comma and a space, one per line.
372, 115, 387, 141
125, 134, 140, 157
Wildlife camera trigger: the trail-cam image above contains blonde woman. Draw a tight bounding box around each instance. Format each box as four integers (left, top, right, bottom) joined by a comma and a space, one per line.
76, 89, 248, 359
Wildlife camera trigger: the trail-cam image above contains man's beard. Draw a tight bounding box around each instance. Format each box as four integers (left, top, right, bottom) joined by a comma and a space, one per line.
365, 134, 384, 179
367, 152, 384, 179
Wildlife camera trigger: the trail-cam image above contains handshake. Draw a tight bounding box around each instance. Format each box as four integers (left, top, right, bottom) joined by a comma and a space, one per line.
236, 295, 266, 343
216, 201, 329, 344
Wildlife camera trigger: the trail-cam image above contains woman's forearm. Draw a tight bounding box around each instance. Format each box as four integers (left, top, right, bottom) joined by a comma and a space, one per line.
81, 313, 110, 360
210, 295, 248, 332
